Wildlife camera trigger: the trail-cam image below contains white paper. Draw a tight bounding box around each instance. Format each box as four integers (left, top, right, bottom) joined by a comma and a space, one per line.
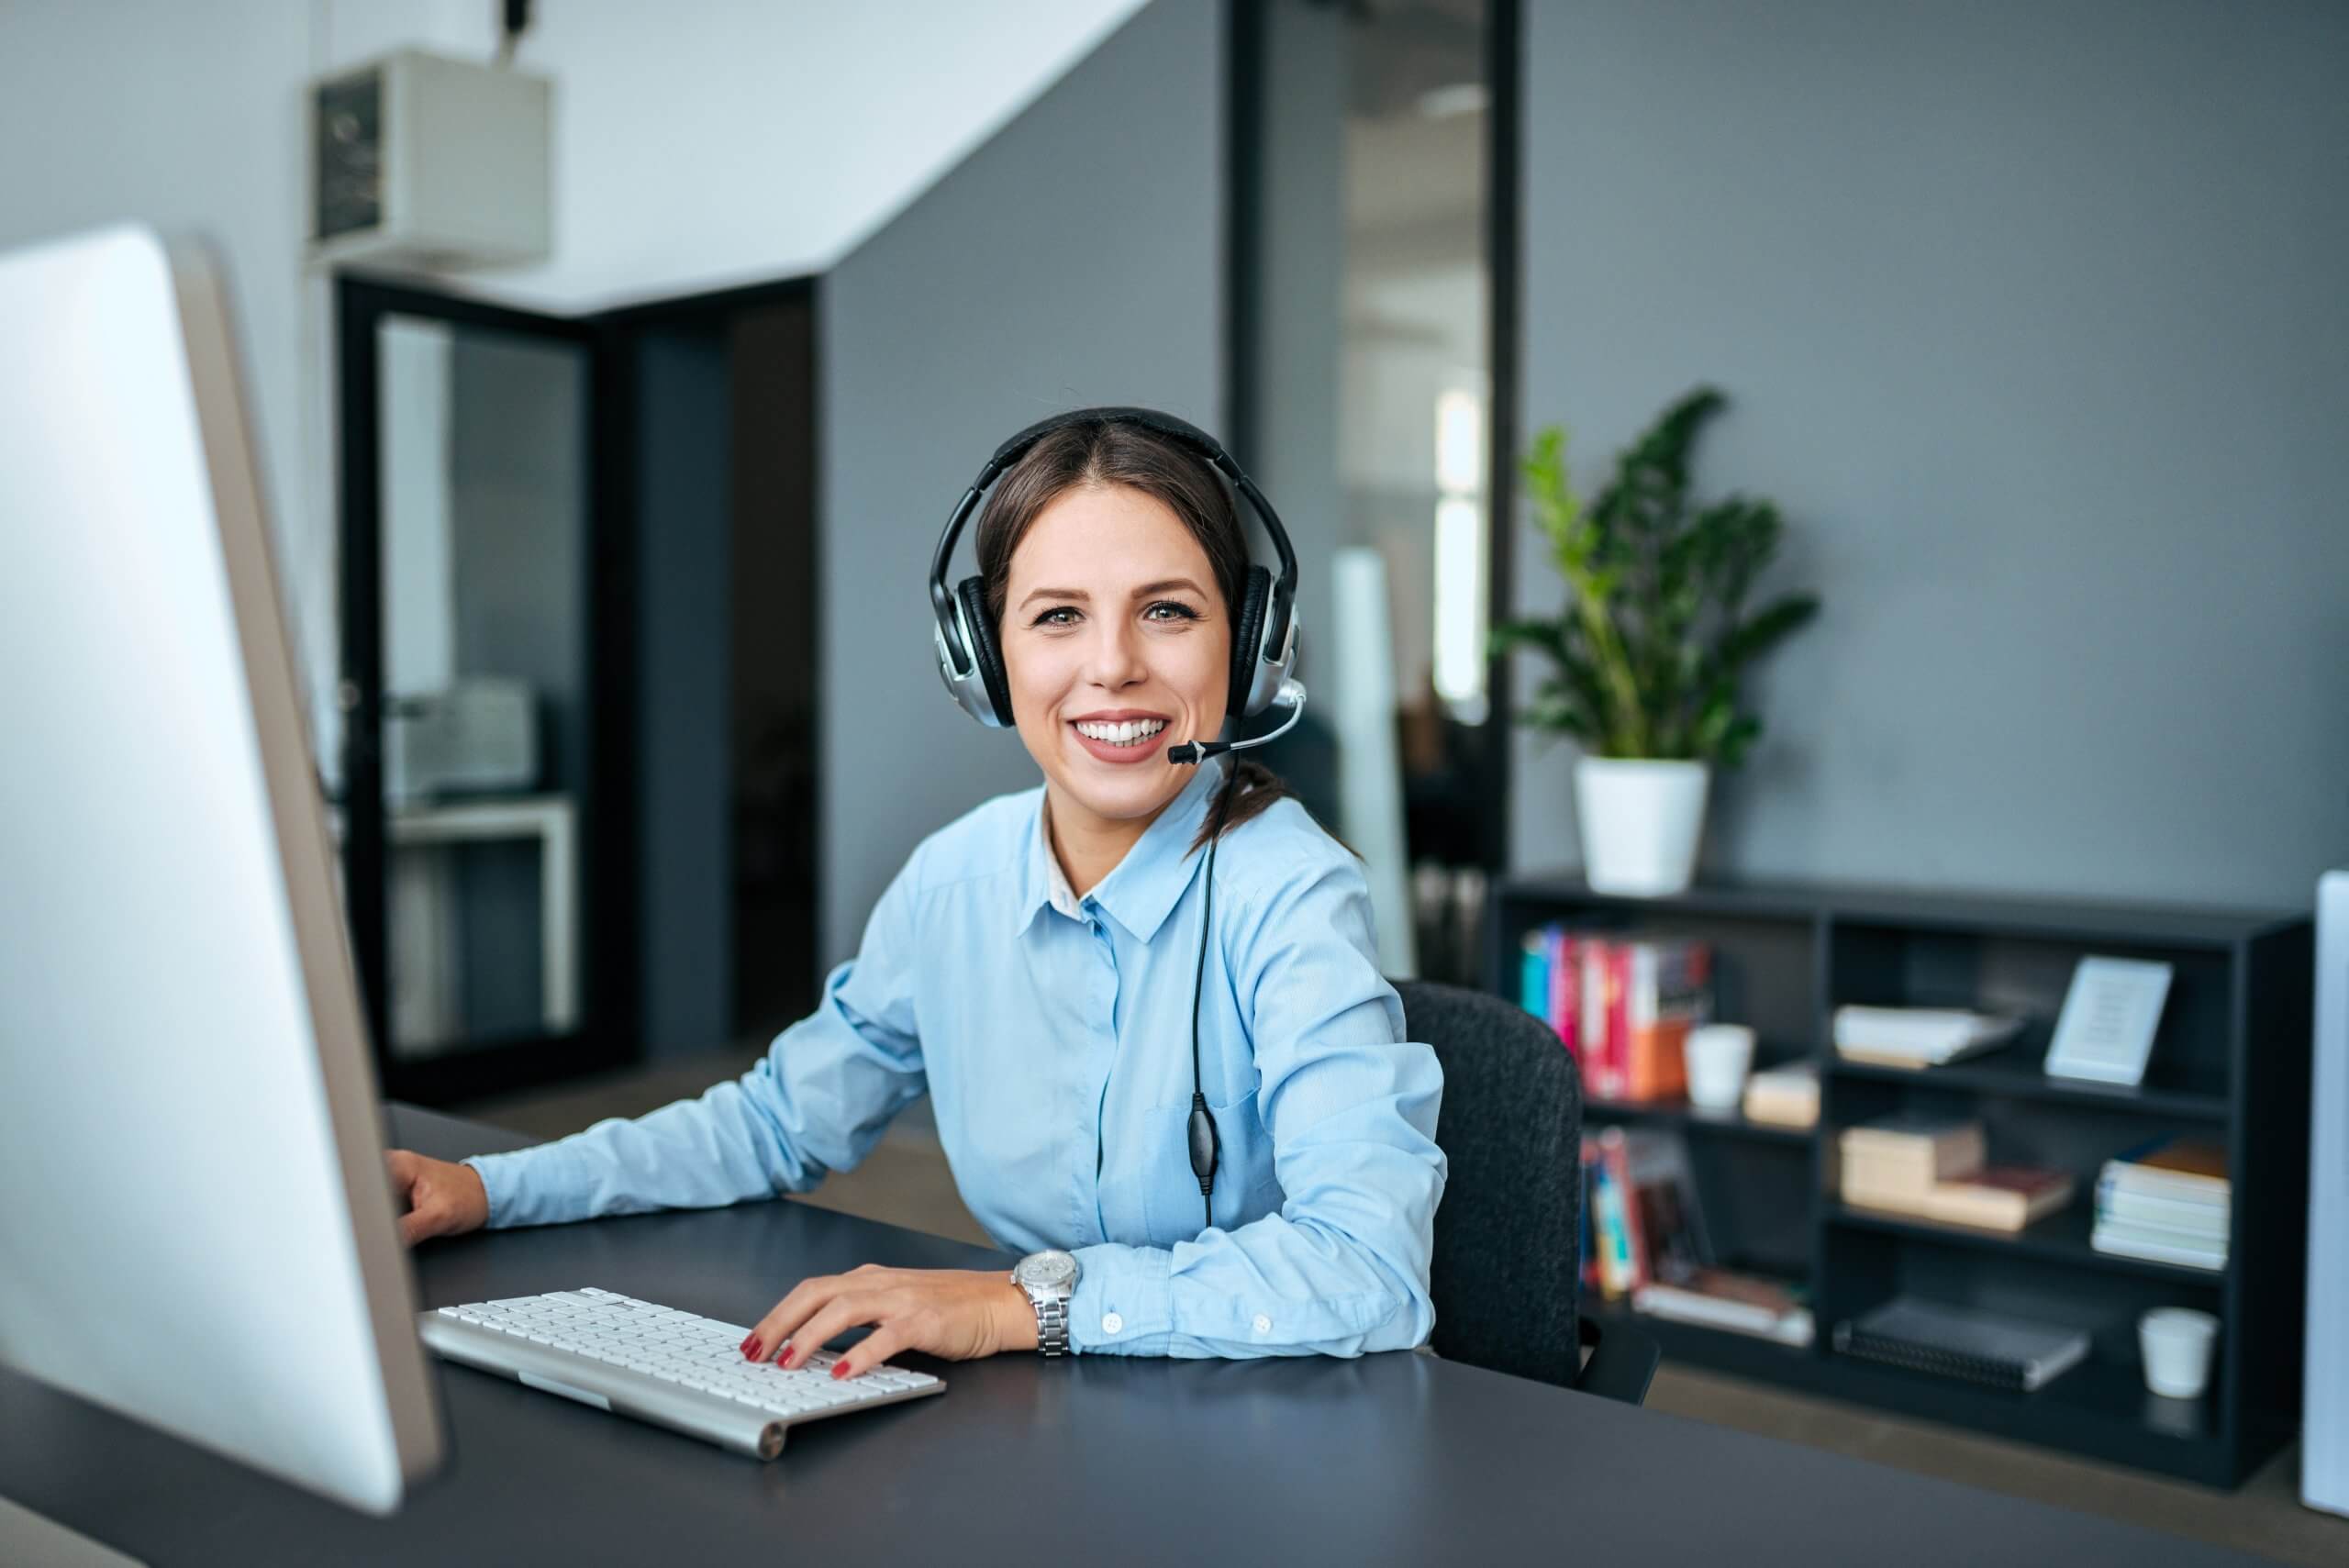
2044, 956, 2174, 1085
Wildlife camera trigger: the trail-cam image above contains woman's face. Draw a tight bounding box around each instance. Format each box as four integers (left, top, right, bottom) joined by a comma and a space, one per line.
1000, 482, 1230, 835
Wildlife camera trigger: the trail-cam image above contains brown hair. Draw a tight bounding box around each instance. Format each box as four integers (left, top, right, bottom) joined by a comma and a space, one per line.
974, 415, 1294, 853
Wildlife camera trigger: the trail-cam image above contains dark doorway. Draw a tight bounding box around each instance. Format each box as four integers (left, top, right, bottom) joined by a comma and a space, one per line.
338, 273, 819, 1103
602, 277, 824, 1061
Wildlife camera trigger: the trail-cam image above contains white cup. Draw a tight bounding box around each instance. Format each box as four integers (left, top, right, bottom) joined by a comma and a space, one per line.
2139, 1307, 2219, 1399
1684, 1024, 1757, 1110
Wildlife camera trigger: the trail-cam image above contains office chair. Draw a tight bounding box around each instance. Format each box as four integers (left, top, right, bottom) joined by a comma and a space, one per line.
1395, 978, 1659, 1406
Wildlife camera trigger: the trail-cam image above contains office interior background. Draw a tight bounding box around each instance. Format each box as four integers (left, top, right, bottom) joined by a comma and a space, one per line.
3, 1, 2343, 1561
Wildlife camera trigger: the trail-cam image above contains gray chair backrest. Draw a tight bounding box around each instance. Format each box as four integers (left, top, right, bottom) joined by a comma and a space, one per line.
1395, 978, 1584, 1389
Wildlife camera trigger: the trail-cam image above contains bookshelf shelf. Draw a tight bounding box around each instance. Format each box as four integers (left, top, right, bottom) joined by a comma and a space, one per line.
1490, 873, 2312, 1488
1584, 1095, 1815, 1147
1595, 1308, 2222, 1458
1820, 1202, 2228, 1286
1826, 1044, 2231, 1121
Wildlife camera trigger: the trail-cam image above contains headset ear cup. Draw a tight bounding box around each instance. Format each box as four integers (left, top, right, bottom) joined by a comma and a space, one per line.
955, 576, 1014, 727
1228, 565, 1273, 721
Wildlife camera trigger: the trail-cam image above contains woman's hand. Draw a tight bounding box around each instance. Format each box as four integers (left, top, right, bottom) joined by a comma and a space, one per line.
744, 1264, 1039, 1378
384, 1149, 490, 1245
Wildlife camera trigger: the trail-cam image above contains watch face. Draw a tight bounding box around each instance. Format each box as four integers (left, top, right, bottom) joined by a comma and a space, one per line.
1015, 1249, 1077, 1292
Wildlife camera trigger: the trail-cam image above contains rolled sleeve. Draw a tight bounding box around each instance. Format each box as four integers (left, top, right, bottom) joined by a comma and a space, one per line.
462, 856, 929, 1229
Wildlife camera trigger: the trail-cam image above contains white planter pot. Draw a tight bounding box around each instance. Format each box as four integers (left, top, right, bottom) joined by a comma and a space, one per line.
1575, 757, 1710, 896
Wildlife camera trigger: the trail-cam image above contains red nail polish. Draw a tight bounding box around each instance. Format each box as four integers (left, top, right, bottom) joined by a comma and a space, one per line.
777, 1342, 794, 1365
743, 1342, 759, 1361
831, 1361, 851, 1380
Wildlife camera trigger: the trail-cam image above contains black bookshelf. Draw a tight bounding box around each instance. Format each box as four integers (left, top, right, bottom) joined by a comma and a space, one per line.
1494, 873, 2312, 1486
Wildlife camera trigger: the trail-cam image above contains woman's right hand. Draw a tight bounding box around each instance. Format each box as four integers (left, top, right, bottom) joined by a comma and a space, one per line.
384, 1149, 490, 1246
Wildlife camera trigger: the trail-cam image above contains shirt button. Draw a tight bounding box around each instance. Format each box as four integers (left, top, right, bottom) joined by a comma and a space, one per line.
1101, 1312, 1124, 1335
1252, 1314, 1273, 1335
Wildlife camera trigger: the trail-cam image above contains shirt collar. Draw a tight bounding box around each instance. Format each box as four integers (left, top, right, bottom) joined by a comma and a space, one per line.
1018, 757, 1229, 942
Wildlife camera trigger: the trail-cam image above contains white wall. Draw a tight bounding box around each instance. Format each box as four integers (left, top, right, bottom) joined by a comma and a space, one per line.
326, 0, 1155, 312
0, 0, 1151, 772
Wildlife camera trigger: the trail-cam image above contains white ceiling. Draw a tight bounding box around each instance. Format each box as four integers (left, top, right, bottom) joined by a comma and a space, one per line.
324, 0, 1155, 311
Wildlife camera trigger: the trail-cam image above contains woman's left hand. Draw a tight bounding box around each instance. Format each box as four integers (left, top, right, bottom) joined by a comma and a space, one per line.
743, 1264, 1040, 1377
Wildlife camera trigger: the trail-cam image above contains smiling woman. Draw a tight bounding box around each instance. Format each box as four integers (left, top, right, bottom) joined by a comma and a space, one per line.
389, 409, 1446, 1385
974, 418, 1297, 891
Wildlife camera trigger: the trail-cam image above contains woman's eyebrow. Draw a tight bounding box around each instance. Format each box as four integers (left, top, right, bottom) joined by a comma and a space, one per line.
1130, 577, 1206, 598
1017, 586, 1089, 609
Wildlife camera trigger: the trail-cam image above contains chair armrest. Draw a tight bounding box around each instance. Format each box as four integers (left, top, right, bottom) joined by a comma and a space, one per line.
1574, 1315, 1659, 1406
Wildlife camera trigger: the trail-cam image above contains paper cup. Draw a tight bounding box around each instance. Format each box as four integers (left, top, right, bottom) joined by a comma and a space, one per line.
1684, 1024, 1757, 1110
2139, 1307, 2219, 1399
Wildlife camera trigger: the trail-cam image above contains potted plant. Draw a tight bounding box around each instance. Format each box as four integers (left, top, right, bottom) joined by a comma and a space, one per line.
1492, 387, 1820, 895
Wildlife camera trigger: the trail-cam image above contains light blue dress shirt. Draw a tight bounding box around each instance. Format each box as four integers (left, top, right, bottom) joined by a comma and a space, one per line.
462, 757, 1447, 1358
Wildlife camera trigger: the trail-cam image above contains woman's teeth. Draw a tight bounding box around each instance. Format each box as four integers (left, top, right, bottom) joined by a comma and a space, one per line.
1074, 717, 1168, 747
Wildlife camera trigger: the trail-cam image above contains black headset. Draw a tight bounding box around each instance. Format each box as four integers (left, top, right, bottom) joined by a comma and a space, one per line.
927, 406, 1308, 1229
928, 406, 1300, 743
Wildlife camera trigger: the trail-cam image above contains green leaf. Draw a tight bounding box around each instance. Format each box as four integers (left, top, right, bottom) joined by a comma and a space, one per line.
1500, 387, 1818, 766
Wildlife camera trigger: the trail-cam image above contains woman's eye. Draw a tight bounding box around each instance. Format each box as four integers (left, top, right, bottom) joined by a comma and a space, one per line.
1032, 606, 1079, 628
1144, 600, 1201, 622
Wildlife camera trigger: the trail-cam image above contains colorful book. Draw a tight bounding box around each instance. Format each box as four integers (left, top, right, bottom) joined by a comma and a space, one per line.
1592, 1127, 1711, 1296
1519, 930, 1713, 1102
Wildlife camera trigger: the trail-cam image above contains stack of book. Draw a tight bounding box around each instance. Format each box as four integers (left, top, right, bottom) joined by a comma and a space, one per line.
1634, 1271, 1815, 1348
1520, 927, 1712, 1101
1581, 1125, 1813, 1346
1741, 1061, 1820, 1129
2091, 1136, 2229, 1270
1831, 1005, 2025, 1070
1836, 1114, 2076, 1232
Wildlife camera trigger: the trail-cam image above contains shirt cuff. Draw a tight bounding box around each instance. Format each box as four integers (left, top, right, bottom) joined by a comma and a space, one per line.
462, 1150, 541, 1229
1068, 1242, 1174, 1354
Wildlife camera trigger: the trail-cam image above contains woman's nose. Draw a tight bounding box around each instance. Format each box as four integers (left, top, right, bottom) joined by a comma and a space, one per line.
1083, 616, 1146, 687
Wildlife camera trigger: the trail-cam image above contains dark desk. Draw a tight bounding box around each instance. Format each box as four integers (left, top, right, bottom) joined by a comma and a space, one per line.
2, 1106, 2272, 1566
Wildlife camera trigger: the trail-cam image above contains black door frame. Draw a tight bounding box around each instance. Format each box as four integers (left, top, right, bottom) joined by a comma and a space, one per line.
335, 273, 640, 1106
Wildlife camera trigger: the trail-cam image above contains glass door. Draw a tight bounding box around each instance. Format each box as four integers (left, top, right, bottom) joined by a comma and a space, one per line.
1231, 0, 1516, 984
337, 278, 634, 1106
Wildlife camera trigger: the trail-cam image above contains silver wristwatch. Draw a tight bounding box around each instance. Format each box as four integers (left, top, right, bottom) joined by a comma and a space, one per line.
1010, 1248, 1080, 1357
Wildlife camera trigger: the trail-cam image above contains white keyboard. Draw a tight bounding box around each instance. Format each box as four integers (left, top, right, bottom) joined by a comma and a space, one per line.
417, 1287, 943, 1461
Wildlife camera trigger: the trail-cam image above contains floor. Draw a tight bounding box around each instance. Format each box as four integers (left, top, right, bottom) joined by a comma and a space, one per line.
452, 1046, 2349, 1568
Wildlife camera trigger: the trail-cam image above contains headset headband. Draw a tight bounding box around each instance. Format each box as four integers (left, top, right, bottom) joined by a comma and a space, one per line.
929, 406, 1298, 682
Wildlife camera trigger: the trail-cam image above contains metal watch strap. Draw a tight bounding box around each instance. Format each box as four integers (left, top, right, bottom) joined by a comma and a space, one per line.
1032, 1292, 1070, 1357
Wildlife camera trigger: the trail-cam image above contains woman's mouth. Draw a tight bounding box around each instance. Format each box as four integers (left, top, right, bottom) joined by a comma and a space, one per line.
1069, 715, 1171, 764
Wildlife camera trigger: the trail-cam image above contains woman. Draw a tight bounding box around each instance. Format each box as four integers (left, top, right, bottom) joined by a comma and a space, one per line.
386, 411, 1445, 1378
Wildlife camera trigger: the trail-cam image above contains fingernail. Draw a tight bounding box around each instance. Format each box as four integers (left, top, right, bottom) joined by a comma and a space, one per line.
743, 1342, 760, 1361
740, 1333, 754, 1352
830, 1361, 851, 1380
777, 1341, 794, 1365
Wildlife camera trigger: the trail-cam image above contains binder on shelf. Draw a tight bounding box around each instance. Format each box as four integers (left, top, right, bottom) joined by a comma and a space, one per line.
1831, 1297, 2089, 1393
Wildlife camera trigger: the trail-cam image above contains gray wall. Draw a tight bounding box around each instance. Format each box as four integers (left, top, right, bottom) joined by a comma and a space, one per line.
818, 0, 1226, 960
1513, 0, 2349, 909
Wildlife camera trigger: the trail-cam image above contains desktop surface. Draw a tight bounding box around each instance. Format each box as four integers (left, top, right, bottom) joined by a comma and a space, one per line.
0, 1105, 2273, 1566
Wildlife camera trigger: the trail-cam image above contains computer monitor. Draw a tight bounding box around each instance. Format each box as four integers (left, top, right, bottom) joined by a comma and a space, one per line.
0, 227, 443, 1522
